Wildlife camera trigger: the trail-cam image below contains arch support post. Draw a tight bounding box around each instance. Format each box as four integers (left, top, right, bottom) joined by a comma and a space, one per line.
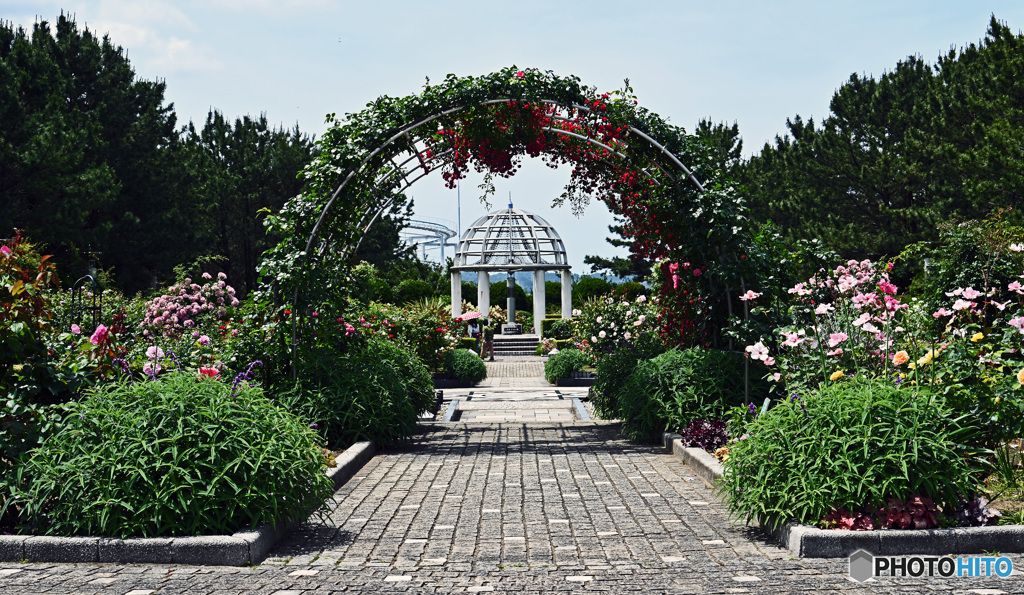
533, 270, 546, 336
478, 271, 490, 320
451, 271, 462, 318
561, 270, 573, 319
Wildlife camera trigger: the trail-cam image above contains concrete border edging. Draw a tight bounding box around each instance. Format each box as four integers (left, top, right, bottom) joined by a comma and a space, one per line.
0, 440, 378, 566
570, 398, 590, 420
665, 438, 1024, 558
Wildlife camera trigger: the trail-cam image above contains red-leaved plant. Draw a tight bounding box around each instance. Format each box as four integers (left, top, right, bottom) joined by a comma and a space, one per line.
822, 494, 940, 531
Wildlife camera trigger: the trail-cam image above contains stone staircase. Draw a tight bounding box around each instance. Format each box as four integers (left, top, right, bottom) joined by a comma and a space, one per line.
493, 334, 540, 356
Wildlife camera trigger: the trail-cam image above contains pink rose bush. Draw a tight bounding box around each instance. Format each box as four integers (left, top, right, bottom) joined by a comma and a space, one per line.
141, 273, 239, 340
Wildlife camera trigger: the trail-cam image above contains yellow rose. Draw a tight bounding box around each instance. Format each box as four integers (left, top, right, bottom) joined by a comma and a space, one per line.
917, 350, 935, 366
1018, 368, 1024, 385
830, 370, 844, 381
971, 332, 984, 342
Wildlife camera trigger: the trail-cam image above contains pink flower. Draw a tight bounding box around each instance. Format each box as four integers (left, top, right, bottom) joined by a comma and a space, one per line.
933, 308, 953, 318
668, 263, 679, 273
202, 272, 212, 280
218, 272, 227, 280
745, 342, 769, 361
0, 246, 10, 257
90, 324, 109, 345
852, 313, 871, 327
780, 331, 803, 347
143, 362, 161, 377
788, 283, 812, 297
70, 324, 81, 335
1009, 317, 1024, 334
198, 367, 219, 379
145, 346, 164, 360
516, 70, 525, 78
828, 333, 848, 348
814, 303, 832, 315
827, 348, 843, 356
961, 287, 982, 300
739, 290, 762, 301
198, 335, 211, 346
763, 356, 775, 366
951, 299, 974, 311
1009, 281, 1023, 294
672, 274, 680, 289
877, 281, 898, 295
693, 269, 702, 277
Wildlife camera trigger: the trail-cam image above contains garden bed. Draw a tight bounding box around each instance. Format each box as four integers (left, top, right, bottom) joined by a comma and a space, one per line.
661, 432, 1024, 558
555, 371, 596, 387
0, 442, 378, 565
432, 372, 475, 389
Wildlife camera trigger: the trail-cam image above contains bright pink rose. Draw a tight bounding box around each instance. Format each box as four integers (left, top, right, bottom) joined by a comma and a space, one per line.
90, 324, 109, 345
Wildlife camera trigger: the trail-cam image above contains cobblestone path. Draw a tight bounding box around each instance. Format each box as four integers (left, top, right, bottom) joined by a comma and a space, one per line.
3, 359, 1023, 593
4, 421, 1023, 593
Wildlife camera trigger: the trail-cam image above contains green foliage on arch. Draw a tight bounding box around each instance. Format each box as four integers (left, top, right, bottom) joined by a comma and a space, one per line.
255, 67, 766, 370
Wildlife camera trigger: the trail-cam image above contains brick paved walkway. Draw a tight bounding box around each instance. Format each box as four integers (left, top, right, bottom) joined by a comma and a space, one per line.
2, 357, 1023, 593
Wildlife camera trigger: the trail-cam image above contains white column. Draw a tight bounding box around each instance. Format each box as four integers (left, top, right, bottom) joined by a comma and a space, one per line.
533, 270, 546, 337
478, 271, 490, 320
450, 271, 462, 318
561, 270, 572, 319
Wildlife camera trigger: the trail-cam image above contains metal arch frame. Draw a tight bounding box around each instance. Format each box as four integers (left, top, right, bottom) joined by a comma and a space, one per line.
290, 96, 709, 371
302, 98, 705, 260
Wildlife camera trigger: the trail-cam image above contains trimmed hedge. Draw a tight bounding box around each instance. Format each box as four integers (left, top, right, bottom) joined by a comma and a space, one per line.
544, 349, 591, 384
442, 348, 487, 384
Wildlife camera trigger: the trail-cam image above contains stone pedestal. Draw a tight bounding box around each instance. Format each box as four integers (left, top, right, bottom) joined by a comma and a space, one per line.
561, 270, 573, 319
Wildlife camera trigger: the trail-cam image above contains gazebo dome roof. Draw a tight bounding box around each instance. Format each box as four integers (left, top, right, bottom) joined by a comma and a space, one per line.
452, 203, 570, 272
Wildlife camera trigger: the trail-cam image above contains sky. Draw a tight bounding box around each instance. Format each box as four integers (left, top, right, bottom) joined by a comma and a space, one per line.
9, 1, 1024, 273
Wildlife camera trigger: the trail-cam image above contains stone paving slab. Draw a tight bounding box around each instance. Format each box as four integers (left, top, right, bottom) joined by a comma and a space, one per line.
5, 423, 1024, 592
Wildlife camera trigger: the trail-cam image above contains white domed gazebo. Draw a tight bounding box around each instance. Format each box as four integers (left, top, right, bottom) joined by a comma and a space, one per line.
450, 202, 572, 335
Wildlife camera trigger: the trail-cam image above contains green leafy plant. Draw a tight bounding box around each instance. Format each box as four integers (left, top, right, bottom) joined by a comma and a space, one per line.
619, 347, 764, 443
722, 379, 986, 531
590, 331, 665, 419
441, 348, 487, 384
544, 349, 591, 384
276, 335, 433, 449
14, 371, 333, 538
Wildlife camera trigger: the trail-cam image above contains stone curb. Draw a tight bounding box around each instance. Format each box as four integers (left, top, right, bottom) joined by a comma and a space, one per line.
0, 441, 378, 566
570, 398, 590, 421
661, 432, 1024, 558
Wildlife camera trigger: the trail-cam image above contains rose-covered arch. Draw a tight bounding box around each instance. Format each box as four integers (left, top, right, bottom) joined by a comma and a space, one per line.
258, 67, 758, 367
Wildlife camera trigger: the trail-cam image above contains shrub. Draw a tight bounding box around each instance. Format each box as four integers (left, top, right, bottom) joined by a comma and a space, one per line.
395, 279, 435, 304
544, 318, 573, 340
619, 347, 762, 443
590, 332, 665, 419
571, 294, 657, 358
544, 349, 591, 383
572, 276, 612, 307
276, 335, 433, 449
140, 273, 239, 340
14, 372, 333, 537
721, 380, 985, 531
442, 348, 487, 384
